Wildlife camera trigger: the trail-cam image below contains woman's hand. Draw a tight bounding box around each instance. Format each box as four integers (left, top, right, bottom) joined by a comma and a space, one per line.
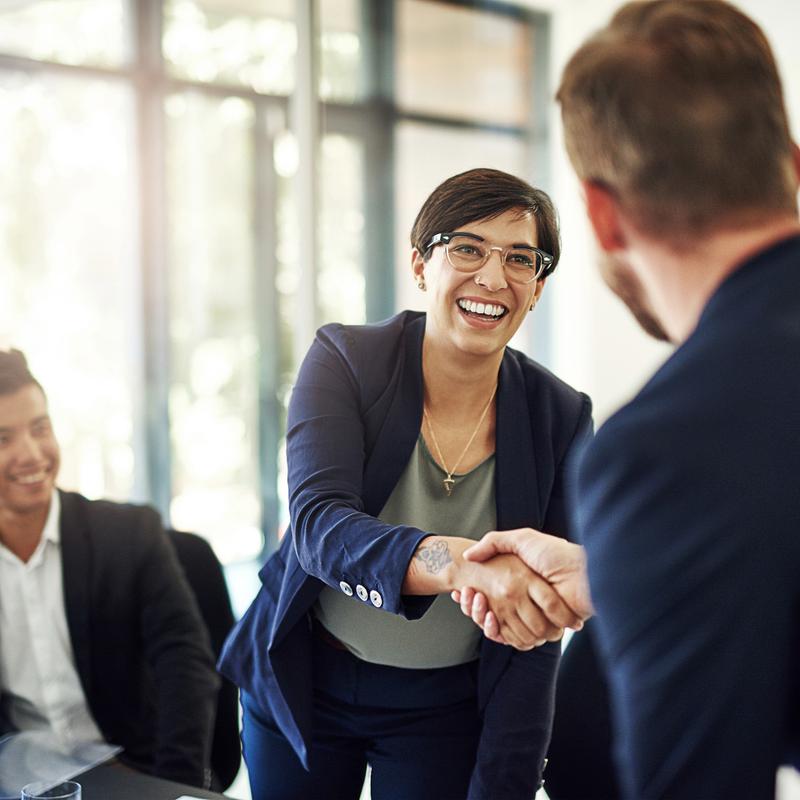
452, 586, 516, 646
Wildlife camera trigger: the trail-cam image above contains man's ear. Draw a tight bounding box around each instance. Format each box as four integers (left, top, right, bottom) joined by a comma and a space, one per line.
582, 180, 627, 252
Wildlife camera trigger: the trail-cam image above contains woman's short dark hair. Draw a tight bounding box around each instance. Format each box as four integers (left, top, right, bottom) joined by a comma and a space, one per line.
410, 168, 561, 275
0, 349, 43, 397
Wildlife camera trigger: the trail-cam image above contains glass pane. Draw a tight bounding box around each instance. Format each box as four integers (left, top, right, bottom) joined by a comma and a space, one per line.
272, 128, 299, 397
0, 0, 130, 67
318, 0, 363, 103
271, 127, 299, 537
163, 0, 296, 94
396, 0, 534, 127
0, 71, 139, 501
318, 134, 366, 326
165, 91, 264, 565
394, 121, 528, 312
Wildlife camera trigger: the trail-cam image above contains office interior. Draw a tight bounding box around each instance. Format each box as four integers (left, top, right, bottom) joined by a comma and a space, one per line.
1, 1, 798, 798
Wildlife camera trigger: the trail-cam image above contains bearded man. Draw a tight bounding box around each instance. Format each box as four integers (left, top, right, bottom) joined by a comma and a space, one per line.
557, 2, 800, 797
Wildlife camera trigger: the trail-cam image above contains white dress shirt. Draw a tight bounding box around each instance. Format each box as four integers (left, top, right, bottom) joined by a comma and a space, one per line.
0, 491, 104, 748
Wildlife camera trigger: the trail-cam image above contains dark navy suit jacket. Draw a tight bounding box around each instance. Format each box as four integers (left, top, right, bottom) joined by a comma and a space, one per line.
577, 236, 800, 799
220, 310, 592, 797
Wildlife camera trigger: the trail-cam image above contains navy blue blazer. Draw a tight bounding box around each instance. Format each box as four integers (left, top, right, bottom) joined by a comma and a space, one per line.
220, 311, 592, 794
577, 236, 800, 799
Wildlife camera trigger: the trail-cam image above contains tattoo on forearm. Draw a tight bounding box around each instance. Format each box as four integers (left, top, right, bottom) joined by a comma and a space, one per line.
415, 540, 452, 574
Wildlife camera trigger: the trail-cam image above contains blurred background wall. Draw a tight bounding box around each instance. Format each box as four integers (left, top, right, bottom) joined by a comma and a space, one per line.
1, 0, 797, 614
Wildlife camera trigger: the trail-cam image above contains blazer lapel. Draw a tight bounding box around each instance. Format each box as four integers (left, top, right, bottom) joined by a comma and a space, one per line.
361, 315, 425, 517
495, 351, 541, 531
59, 491, 93, 698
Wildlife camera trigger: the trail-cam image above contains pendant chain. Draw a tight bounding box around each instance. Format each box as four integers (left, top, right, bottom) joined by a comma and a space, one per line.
423, 385, 497, 496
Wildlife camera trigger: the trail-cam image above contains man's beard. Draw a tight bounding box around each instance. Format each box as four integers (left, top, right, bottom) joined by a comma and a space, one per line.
599, 251, 671, 343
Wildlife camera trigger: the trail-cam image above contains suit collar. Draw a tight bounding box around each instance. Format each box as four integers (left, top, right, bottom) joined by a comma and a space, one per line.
699, 233, 800, 330
58, 490, 93, 697
361, 314, 426, 516
496, 350, 541, 530
43, 489, 60, 544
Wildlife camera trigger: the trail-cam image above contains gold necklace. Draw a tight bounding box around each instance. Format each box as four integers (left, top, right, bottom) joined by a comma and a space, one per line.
423, 385, 497, 496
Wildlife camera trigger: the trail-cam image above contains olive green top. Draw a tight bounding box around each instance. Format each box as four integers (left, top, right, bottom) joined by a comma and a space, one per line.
314, 435, 496, 668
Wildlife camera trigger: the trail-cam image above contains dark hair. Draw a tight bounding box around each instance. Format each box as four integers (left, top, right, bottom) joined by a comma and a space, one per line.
0, 349, 44, 397
410, 168, 561, 275
557, 0, 797, 237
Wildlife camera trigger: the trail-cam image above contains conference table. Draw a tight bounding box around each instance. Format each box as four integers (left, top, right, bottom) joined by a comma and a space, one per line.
78, 762, 232, 799
0, 732, 233, 799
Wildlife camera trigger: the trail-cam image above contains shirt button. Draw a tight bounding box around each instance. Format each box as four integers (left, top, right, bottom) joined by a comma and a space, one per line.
339, 581, 353, 597
369, 590, 383, 608
356, 585, 368, 601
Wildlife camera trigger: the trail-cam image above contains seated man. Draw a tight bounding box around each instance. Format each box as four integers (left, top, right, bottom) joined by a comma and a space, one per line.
0, 349, 219, 788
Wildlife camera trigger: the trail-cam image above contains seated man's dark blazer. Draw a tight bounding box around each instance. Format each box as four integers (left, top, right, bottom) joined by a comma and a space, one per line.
0, 490, 220, 788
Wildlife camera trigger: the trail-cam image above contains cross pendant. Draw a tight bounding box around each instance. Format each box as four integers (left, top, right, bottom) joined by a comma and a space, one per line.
443, 477, 455, 496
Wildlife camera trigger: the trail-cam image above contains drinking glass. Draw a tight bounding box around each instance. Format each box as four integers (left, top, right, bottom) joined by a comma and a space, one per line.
20, 782, 81, 799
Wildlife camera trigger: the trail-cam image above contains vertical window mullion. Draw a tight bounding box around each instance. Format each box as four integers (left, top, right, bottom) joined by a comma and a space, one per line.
134, 0, 172, 519
254, 102, 283, 557
362, 0, 396, 323
292, 0, 320, 367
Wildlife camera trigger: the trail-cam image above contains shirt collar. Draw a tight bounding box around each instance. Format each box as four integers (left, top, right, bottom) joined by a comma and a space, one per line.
42, 489, 61, 545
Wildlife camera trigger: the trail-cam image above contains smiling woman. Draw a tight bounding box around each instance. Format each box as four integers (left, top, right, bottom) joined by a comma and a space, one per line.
220, 167, 592, 800
410, 169, 559, 368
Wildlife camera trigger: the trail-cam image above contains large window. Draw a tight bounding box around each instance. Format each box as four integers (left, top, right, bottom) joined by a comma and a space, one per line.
396, 0, 535, 127
1, 0, 550, 602
0, 69, 140, 501
165, 91, 262, 564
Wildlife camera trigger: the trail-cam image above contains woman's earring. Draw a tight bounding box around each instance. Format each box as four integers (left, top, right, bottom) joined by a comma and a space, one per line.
529, 299, 537, 311
417, 278, 426, 291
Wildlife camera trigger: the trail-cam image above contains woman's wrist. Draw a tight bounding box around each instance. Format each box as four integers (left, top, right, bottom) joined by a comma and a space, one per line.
402, 535, 475, 595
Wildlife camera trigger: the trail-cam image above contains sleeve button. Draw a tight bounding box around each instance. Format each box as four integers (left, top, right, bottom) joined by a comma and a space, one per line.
356, 584, 368, 601
339, 581, 353, 596
369, 589, 383, 608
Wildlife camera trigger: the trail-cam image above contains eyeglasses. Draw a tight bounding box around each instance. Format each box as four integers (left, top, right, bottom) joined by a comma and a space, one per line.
423, 232, 554, 284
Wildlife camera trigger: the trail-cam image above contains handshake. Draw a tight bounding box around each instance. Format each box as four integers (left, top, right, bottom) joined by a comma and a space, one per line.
448, 528, 593, 651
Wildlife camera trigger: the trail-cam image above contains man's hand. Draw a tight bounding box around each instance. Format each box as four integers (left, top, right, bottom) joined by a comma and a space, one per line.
452, 528, 593, 648
467, 528, 593, 619
459, 554, 578, 650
